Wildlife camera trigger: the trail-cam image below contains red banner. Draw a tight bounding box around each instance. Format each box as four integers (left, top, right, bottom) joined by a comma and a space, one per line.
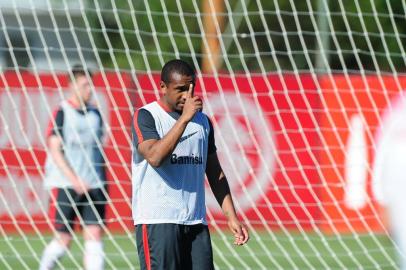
1, 72, 402, 233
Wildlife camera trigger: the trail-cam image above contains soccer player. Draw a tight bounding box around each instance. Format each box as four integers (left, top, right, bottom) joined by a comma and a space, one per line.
39, 65, 106, 270
372, 95, 406, 270
132, 59, 249, 270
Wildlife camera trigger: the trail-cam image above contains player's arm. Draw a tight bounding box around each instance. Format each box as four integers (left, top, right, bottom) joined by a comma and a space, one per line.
137, 84, 202, 167
47, 109, 88, 194
205, 118, 249, 245
94, 109, 107, 183
206, 153, 249, 245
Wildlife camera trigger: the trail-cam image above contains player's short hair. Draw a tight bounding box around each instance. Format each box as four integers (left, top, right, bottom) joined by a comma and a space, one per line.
70, 64, 92, 81
161, 59, 195, 84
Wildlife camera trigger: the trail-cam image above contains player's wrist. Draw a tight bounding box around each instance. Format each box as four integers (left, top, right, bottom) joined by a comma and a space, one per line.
68, 174, 82, 186
67, 173, 78, 183
178, 114, 192, 124
224, 210, 239, 221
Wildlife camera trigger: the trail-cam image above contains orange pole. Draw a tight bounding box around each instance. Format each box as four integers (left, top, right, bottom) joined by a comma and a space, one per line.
202, 0, 224, 73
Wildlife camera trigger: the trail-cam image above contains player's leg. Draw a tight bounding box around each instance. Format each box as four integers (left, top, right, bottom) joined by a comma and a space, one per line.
135, 223, 183, 270
39, 232, 72, 270
39, 188, 77, 270
81, 188, 106, 270
387, 196, 406, 270
189, 224, 215, 270
83, 225, 104, 270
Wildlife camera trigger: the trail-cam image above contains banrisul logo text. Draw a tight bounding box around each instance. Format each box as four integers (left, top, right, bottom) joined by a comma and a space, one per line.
170, 154, 203, 164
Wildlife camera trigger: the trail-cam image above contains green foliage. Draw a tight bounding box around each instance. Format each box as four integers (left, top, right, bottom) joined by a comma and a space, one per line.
87, 0, 201, 71
87, 0, 406, 72
328, 0, 406, 72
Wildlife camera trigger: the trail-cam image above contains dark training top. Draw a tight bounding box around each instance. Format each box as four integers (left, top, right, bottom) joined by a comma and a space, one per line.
47, 106, 103, 139
45, 102, 106, 186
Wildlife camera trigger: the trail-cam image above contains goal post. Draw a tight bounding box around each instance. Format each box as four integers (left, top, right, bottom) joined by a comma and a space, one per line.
1, 0, 406, 269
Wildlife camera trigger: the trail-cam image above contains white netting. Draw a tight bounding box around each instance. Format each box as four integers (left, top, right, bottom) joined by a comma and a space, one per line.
1, 0, 406, 269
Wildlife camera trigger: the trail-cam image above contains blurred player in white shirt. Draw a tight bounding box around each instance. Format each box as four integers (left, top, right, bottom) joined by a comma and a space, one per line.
373, 95, 406, 270
39, 66, 106, 270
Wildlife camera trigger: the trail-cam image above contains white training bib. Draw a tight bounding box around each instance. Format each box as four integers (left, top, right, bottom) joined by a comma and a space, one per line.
132, 101, 210, 225
44, 101, 104, 189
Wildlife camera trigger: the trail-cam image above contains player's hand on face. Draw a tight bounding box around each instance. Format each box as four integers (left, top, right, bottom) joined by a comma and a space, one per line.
181, 83, 202, 122
228, 217, 249, 245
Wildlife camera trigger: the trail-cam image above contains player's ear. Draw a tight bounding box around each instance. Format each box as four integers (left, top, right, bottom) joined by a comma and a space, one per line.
160, 81, 167, 95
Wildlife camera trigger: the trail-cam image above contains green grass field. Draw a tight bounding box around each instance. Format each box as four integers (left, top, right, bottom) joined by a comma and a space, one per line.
0, 231, 399, 269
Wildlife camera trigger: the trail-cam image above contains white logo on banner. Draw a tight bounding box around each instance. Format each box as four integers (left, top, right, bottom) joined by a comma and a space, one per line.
0, 174, 48, 215
204, 93, 276, 212
344, 114, 368, 209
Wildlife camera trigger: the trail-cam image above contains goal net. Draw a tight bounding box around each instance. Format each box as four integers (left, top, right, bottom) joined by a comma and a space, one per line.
1, 0, 405, 269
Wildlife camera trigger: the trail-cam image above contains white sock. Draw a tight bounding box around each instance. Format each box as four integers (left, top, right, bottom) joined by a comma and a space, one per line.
39, 240, 67, 270
84, 240, 104, 270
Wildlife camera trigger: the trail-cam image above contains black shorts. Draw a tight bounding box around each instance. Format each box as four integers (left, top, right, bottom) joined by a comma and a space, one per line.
136, 223, 214, 270
50, 188, 107, 233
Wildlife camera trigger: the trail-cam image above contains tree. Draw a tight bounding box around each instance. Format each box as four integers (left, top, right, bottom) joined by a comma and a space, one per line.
88, 0, 406, 72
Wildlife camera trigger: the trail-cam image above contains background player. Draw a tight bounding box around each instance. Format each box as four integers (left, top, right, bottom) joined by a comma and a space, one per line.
373, 95, 406, 270
39, 65, 107, 270
132, 59, 249, 270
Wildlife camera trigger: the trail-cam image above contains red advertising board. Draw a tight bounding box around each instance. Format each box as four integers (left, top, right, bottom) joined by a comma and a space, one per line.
1, 72, 402, 233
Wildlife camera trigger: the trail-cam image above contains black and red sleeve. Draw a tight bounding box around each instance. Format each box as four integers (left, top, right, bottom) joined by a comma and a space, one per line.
132, 109, 160, 148
46, 107, 64, 139
207, 117, 217, 155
